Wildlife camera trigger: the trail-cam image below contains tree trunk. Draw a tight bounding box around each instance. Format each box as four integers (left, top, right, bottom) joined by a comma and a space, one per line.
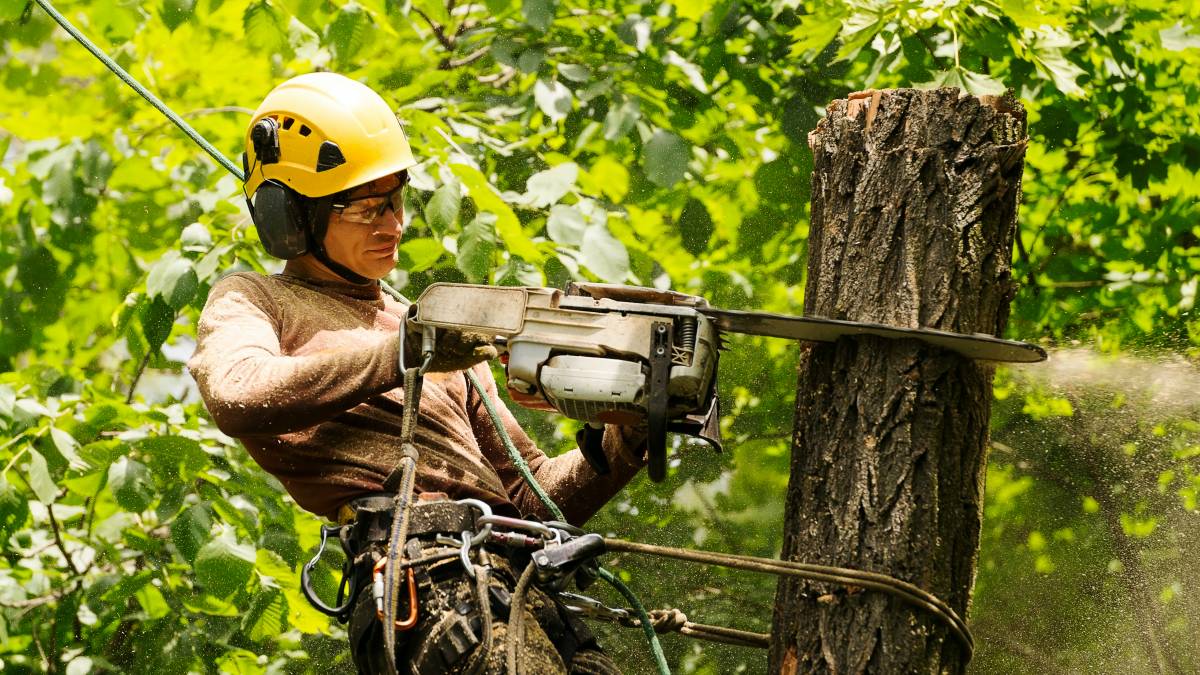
769, 88, 1027, 674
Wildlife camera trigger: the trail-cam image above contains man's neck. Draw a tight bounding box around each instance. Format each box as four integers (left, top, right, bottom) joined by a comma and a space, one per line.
284, 255, 376, 287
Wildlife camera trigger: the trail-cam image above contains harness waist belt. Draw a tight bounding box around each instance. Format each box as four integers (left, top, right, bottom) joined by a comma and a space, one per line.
341, 495, 478, 544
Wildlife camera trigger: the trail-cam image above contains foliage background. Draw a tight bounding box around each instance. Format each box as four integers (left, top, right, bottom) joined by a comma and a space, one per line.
1, 0, 1199, 673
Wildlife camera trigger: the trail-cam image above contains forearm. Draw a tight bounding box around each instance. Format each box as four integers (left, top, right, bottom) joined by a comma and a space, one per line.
511, 425, 646, 525
194, 337, 400, 436
189, 274, 409, 436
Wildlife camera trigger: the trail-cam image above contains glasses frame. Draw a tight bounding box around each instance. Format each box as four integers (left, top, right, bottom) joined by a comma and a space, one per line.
330, 174, 409, 225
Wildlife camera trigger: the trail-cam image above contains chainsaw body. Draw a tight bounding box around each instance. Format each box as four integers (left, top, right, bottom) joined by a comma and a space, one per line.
411, 282, 722, 480
410, 281, 1047, 482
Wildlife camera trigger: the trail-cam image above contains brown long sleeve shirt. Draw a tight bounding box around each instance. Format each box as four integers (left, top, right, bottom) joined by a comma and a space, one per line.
188, 272, 646, 523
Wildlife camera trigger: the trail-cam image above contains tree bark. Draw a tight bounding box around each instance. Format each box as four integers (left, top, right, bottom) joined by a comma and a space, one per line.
769, 88, 1027, 674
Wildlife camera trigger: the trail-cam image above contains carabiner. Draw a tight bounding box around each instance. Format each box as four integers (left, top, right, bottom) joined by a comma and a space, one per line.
301, 524, 357, 620
459, 530, 476, 579
373, 557, 418, 630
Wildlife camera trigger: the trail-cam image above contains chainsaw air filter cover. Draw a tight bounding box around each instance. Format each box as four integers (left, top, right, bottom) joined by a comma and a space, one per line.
539, 355, 646, 425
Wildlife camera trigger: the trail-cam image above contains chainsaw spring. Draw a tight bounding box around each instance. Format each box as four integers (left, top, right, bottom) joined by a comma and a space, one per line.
676, 317, 697, 352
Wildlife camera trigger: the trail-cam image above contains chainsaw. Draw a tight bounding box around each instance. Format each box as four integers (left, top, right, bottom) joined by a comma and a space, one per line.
408, 282, 1046, 482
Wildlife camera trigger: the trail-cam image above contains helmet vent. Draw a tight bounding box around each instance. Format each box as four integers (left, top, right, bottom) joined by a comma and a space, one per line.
299, 124, 312, 137
281, 117, 295, 130
316, 141, 346, 172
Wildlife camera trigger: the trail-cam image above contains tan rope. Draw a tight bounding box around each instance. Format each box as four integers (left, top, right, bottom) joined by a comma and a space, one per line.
507, 563, 537, 675
603, 538, 973, 657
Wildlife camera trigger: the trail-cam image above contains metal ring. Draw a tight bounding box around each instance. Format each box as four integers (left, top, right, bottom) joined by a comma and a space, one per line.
457, 499, 494, 546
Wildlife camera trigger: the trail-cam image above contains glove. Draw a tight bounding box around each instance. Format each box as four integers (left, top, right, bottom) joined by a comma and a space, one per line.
403, 321, 499, 373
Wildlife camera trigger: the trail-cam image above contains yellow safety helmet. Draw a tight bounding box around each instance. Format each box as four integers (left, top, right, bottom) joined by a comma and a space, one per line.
244, 72, 416, 198
242, 73, 417, 272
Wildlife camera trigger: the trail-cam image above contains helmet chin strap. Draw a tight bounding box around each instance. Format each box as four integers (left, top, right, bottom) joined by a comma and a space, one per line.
308, 196, 373, 286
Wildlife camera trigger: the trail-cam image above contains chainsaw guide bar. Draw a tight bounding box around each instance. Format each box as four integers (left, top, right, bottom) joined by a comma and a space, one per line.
699, 307, 1047, 364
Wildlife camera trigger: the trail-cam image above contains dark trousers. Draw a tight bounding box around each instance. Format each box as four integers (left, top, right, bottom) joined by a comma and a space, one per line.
347, 544, 621, 675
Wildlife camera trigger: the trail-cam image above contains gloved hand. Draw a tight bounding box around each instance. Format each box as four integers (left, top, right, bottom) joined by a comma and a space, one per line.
402, 321, 499, 374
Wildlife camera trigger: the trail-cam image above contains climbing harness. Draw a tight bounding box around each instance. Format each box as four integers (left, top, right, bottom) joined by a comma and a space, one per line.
34, 2, 980, 671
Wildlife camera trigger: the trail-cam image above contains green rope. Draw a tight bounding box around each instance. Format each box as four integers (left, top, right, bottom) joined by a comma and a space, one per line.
463, 369, 671, 675
34, 0, 245, 181
464, 370, 566, 522
598, 568, 671, 671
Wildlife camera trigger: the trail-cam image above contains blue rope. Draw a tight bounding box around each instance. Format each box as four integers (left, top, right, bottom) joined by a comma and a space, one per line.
34, 0, 245, 181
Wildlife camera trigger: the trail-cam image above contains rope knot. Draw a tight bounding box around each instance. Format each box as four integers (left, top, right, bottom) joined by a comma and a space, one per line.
649, 608, 688, 634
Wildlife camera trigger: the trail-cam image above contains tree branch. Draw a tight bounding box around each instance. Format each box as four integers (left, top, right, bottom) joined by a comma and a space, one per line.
48, 505, 81, 576
126, 350, 152, 404
442, 46, 489, 70
412, 8, 456, 50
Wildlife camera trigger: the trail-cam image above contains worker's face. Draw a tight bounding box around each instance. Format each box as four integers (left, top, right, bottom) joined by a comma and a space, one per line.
323, 173, 406, 280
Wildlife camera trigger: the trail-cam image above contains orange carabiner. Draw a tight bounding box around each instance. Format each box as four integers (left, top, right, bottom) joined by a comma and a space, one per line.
373, 557, 419, 630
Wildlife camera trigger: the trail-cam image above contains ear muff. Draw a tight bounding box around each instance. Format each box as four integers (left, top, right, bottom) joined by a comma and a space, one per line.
246, 179, 311, 260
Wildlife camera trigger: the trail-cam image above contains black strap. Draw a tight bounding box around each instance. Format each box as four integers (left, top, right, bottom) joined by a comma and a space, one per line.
307, 194, 372, 285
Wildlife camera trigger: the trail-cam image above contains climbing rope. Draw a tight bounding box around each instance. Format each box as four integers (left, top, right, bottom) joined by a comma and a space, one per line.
40, 0, 976, 666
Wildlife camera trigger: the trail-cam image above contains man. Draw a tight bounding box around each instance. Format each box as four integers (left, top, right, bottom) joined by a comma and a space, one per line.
188, 72, 646, 674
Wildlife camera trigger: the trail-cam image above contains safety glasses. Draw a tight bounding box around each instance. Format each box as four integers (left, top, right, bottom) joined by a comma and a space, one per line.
331, 175, 408, 224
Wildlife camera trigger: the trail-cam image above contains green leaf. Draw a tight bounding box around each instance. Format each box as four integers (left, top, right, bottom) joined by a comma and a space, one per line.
327, 2, 371, 64
216, 648, 265, 675
525, 163, 577, 208
678, 198, 713, 255
522, 0, 554, 31
457, 213, 498, 283
788, 13, 843, 60
50, 426, 89, 471
171, 504, 213, 563
0, 0, 27, 21
917, 68, 1007, 97
181, 592, 241, 616
397, 238, 445, 273
557, 63, 590, 82
1160, 22, 1200, 51
195, 529, 257, 598
643, 131, 690, 188
547, 205, 587, 246
0, 384, 14, 421
159, 0, 197, 31
616, 16, 650, 51
146, 252, 198, 310
26, 449, 56, 504
242, 590, 288, 641
586, 156, 629, 203
425, 183, 461, 236
0, 476, 30, 540
63, 470, 105, 498
411, 0, 451, 25
108, 456, 155, 512
580, 224, 630, 282
534, 79, 572, 122
452, 164, 543, 263
138, 296, 176, 353
603, 99, 640, 141
244, 0, 288, 55
134, 583, 170, 620
181, 222, 213, 252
